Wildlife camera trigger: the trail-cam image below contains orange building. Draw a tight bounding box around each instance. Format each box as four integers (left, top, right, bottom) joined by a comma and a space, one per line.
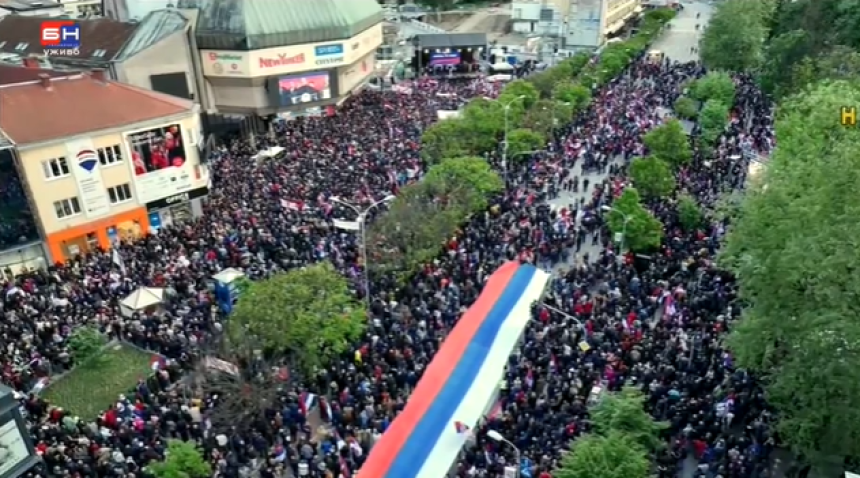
0, 71, 207, 264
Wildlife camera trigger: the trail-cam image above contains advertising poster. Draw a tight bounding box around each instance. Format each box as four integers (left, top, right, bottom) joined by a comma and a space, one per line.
125, 124, 193, 204
278, 72, 332, 106
429, 52, 461, 66
65, 138, 111, 219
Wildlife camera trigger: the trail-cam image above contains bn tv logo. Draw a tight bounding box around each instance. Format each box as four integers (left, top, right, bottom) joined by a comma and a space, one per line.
40, 21, 80, 56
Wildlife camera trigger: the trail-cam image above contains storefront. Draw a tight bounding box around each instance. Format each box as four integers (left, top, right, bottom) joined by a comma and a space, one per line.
145, 185, 209, 233
46, 207, 149, 263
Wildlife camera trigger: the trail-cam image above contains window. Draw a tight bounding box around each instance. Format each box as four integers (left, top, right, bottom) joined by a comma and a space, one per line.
92, 49, 107, 57
107, 183, 132, 204
97, 145, 123, 166
0, 41, 6, 49
42, 157, 70, 179
54, 197, 81, 219
14, 42, 28, 51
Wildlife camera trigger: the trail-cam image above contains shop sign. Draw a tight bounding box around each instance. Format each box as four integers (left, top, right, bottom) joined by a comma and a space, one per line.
146, 186, 209, 211
207, 52, 246, 76
259, 52, 306, 69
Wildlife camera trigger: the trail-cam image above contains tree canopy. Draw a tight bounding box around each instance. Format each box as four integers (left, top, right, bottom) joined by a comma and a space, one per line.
553, 81, 592, 112
690, 72, 736, 106
642, 119, 692, 167
555, 431, 651, 478
629, 157, 675, 200
227, 262, 366, 374
673, 97, 698, 120
422, 156, 504, 211
699, 99, 730, 144
607, 188, 664, 253
590, 387, 668, 451
721, 81, 860, 463
700, 0, 772, 71
677, 194, 703, 232
506, 128, 545, 162
149, 440, 211, 478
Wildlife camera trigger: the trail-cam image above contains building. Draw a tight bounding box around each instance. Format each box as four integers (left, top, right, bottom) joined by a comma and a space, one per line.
0, 13, 198, 100
0, 0, 63, 18
177, 0, 385, 115
510, 0, 643, 51
0, 71, 207, 266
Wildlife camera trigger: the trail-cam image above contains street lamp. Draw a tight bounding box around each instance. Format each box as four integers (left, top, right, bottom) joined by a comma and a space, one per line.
601, 205, 632, 257
331, 195, 396, 313
486, 430, 522, 478
501, 95, 527, 183
538, 303, 583, 330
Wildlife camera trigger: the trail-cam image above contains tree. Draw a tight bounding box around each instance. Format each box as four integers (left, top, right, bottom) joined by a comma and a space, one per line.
422, 156, 504, 211
555, 432, 651, 478
642, 119, 691, 167
68, 325, 106, 364
553, 81, 592, 112
690, 72, 736, 106
506, 129, 545, 163
700, 0, 769, 71
522, 100, 573, 137
149, 440, 211, 478
367, 182, 466, 275
720, 81, 860, 463
607, 188, 664, 253
629, 157, 675, 200
226, 263, 365, 374
673, 97, 698, 120
498, 79, 540, 110
462, 99, 506, 152
421, 119, 471, 164
699, 100, 729, 144
590, 387, 668, 451
677, 194, 703, 231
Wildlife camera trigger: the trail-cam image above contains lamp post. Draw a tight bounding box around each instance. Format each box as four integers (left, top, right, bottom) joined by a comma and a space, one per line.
487, 430, 522, 478
501, 95, 527, 184
602, 205, 632, 258
539, 303, 583, 330
331, 195, 396, 314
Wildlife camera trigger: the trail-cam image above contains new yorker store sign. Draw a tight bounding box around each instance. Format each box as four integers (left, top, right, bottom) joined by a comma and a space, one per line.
199, 24, 384, 78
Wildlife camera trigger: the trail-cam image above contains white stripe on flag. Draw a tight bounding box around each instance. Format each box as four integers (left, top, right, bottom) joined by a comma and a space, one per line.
333, 219, 361, 231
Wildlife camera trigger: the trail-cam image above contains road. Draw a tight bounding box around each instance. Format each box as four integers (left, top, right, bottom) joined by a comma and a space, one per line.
452, 9, 495, 33
651, 1, 713, 63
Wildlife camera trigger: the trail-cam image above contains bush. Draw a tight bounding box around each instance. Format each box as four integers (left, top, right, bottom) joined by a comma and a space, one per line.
673, 97, 698, 119
67, 325, 107, 364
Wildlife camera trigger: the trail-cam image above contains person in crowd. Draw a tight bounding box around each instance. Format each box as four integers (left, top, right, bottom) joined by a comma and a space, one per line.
0, 57, 774, 478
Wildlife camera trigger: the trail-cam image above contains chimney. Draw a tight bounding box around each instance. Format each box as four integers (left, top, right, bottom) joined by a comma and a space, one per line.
91, 69, 107, 83
22, 58, 39, 69
38, 73, 52, 89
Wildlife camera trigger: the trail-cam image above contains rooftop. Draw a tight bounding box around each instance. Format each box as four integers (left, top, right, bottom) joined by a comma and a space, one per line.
177, 0, 384, 50
0, 72, 194, 146
115, 9, 188, 61
0, 0, 61, 12
0, 63, 69, 86
0, 16, 138, 61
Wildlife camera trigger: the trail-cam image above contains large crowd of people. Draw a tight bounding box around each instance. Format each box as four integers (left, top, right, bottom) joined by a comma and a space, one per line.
0, 43, 776, 478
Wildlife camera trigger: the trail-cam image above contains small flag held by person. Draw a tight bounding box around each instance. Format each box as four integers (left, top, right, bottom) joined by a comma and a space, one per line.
149, 355, 166, 372
454, 421, 470, 434
111, 248, 126, 275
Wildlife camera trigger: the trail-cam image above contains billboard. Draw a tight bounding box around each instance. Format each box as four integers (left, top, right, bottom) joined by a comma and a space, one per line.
65, 138, 111, 219
430, 52, 461, 66
125, 124, 194, 204
277, 72, 333, 106
200, 24, 384, 77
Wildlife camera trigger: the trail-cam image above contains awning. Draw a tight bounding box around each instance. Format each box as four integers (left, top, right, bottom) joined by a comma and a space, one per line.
604, 20, 626, 36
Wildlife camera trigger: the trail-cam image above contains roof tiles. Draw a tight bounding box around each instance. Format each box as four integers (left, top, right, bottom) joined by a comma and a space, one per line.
0, 73, 193, 146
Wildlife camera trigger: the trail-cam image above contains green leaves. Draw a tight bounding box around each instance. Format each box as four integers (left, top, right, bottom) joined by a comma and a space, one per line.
227, 263, 365, 374
721, 80, 860, 462
506, 128, 545, 162
553, 81, 592, 112
699, 100, 729, 144
677, 194, 703, 231
700, 0, 769, 71
149, 440, 211, 478
423, 156, 504, 211
607, 188, 664, 253
421, 119, 470, 165
555, 432, 651, 478
68, 325, 106, 364
642, 119, 692, 167
628, 156, 675, 199
497, 79, 540, 110
690, 72, 736, 106
590, 387, 669, 451
673, 97, 698, 120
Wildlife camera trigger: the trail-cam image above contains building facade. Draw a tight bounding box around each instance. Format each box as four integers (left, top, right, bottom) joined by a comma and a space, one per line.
0, 72, 207, 266
510, 0, 643, 51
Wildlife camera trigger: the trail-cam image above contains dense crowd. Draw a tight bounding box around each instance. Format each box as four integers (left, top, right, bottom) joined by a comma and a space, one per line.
0, 39, 776, 478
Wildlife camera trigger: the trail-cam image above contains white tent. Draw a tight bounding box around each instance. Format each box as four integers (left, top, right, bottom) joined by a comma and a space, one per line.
251, 146, 285, 162
212, 267, 245, 285
120, 287, 165, 317
490, 62, 514, 72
